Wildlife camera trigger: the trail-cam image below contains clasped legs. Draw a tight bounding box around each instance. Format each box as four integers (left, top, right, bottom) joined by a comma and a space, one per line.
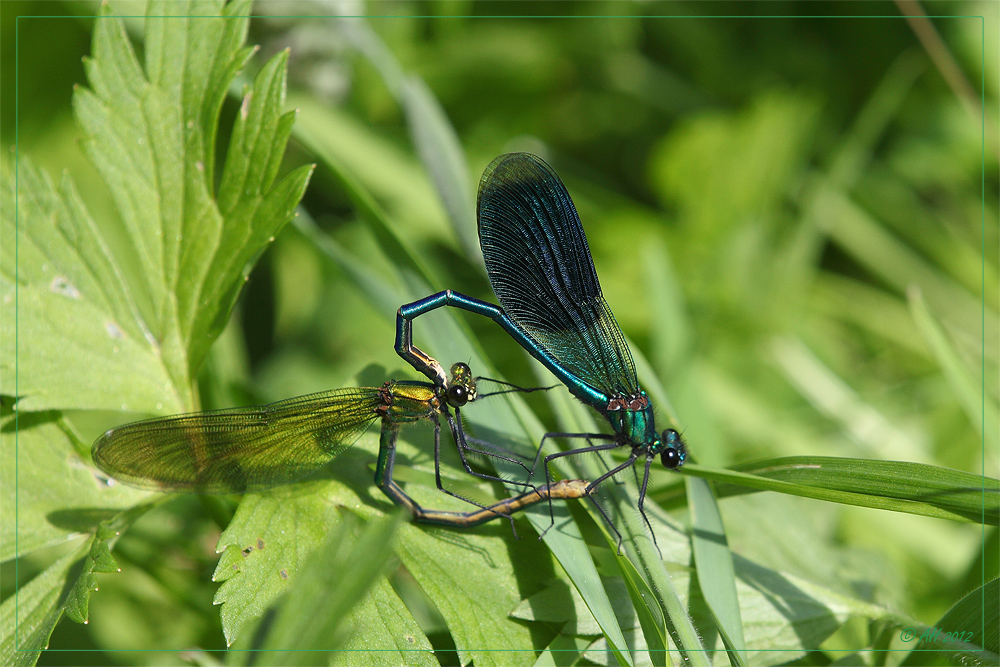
394, 291, 558, 532
395, 291, 623, 545
375, 414, 587, 529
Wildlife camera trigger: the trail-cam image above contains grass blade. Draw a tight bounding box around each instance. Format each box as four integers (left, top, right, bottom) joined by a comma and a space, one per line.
661, 458, 997, 525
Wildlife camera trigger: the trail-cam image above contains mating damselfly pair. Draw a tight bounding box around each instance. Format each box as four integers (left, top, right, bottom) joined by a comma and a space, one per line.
93, 153, 688, 546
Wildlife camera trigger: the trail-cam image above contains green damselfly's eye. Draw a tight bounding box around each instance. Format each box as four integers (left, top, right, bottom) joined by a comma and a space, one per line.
447, 384, 470, 407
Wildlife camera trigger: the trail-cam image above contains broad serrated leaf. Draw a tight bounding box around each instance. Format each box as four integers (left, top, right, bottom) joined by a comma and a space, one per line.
330, 576, 438, 667
0, 157, 181, 413
195, 50, 314, 369
257, 513, 401, 666
211, 479, 346, 646
3, 2, 314, 649
393, 520, 537, 667
0, 411, 148, 561
65, 0, 311, 411
206, 419, 561, 654
0, 540, 91, 666
0, 501, 153, 662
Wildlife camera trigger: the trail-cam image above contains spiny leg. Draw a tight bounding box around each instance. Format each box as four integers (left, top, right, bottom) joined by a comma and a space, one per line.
431, 409, 520, 537
532, 434, 619, 539
450, 411, 536, 486
636, 456, 662, 558
576, 451, 641, 554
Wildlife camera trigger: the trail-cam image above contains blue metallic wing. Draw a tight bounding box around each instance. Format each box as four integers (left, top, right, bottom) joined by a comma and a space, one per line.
477, 152, 638, 399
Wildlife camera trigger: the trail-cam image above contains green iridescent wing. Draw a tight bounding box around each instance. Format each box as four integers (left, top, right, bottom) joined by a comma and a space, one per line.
91, 387, 384, 494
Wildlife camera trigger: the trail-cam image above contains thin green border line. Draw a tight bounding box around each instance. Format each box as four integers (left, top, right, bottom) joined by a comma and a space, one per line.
8, 14, 990, 18
13, 8, 19, 660
10, 7, 993, 661
980, 11, 987, 650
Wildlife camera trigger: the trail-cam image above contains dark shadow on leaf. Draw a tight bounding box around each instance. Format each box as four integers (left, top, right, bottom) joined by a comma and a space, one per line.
1, 409, 61, 431
246, 605, 279, 666
355, 363, 391, 387
690, 525, 728, 547
423, 528, 498, 567
735, 554, 843, 651
47, 507, 123, 532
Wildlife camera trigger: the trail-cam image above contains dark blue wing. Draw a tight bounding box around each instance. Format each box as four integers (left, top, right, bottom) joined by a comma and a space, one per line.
477, 152, 638, 398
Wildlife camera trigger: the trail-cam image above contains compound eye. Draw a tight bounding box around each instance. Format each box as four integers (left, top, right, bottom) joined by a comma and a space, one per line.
447, 385, 469, 407
660, 448, 682, 469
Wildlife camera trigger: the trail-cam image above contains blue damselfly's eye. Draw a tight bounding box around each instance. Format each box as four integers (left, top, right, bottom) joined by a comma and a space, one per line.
661, 447, 682, 469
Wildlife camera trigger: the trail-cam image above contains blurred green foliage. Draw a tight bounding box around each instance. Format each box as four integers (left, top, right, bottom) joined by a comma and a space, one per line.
2, 1, 998, 666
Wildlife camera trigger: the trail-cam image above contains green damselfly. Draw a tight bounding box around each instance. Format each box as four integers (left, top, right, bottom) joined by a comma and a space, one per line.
92, 362, 588, 530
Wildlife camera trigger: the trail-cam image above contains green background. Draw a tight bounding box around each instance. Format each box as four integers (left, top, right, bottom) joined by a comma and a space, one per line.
2, 1, 996, 665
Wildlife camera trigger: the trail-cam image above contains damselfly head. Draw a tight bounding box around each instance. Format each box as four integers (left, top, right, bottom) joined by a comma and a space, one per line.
445, 362, 478, 407
659, 429, 686, 469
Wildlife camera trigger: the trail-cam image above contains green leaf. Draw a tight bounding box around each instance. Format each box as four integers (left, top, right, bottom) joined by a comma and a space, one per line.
211, 479, 346, 646
729, 561, 876, 664
769, 335, 925, 463
687, 478, 746, 666
532, 634, 593, 667
68, 0, 311, 409
0, 411, 148, 561
4, 0, 310, 415
330, 576, 438, 667
0, 156, 182, 413
511, 577, 617, 636
545, 387, 701, 666
292, 212, 403, 318
618, 510, 707, 667
613, 550, 668, 667
393, 518, 541, 667
0, 501, 155, 663
258, 513, 401, 666
811, 183, 996, 361
0, 540, 91, 666
330, 16, 476, 259
197, 50, 314, 370
289, 95, 452, 250
668, 458, 998, 525
909, 285, 1000, 453
3, 2, 312, 646
400, 76, 478, 262
642, 238, 693, 378
901, 578, 998, 666
586, 561, 891, 666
